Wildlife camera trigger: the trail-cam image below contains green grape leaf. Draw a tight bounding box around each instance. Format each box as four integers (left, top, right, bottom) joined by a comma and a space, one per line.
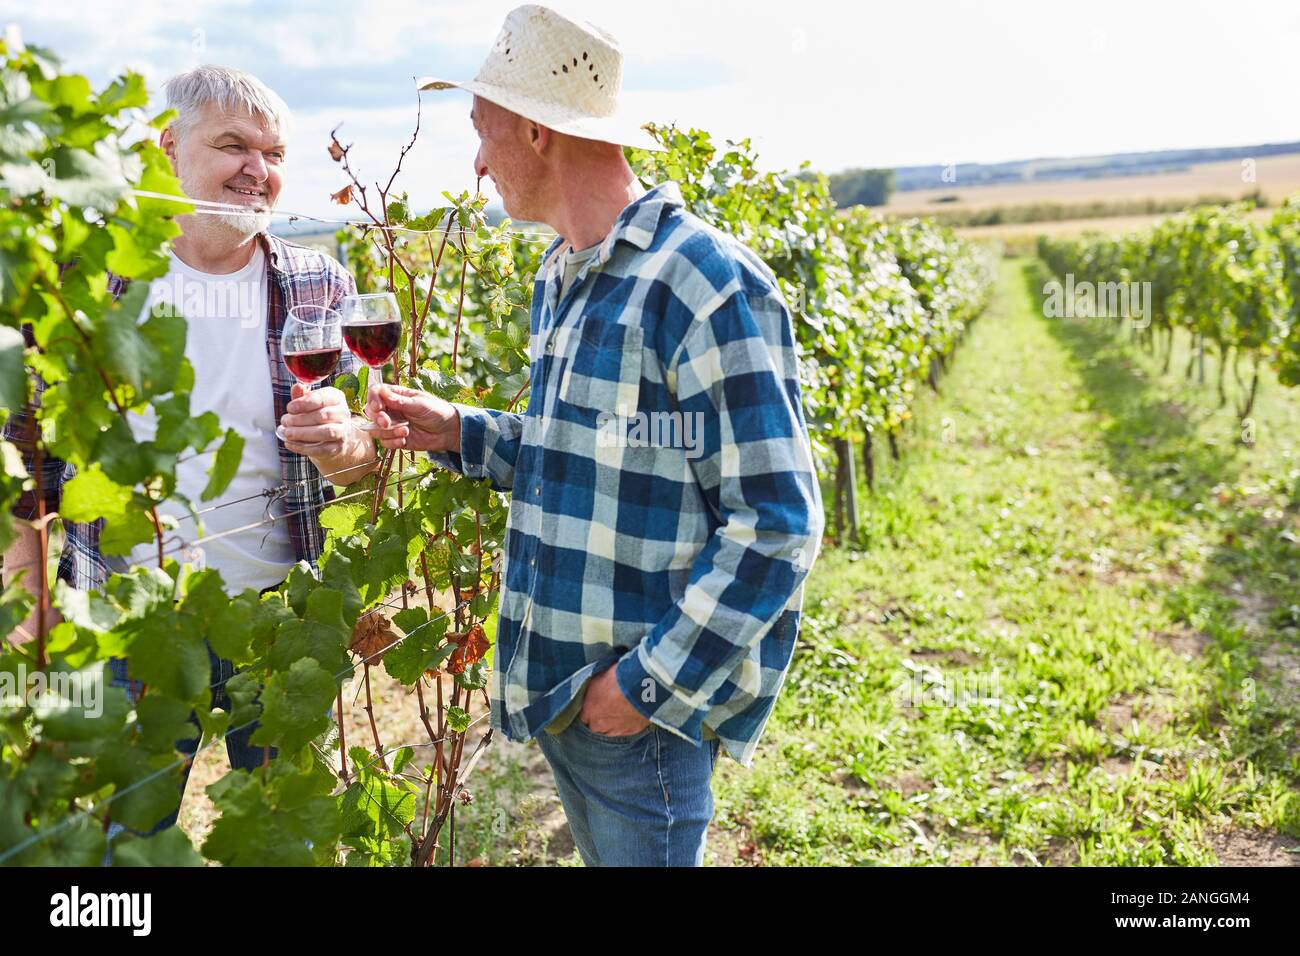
93, 737, 185, 834
93, 292, 186, 398
223, 670, 262, 730
134, 692, 198, 754
0, 580, 35, 643
153, 394, 221, 455
45, 142, 133, 209
206, 595, 254, 664
267, 587, 351, 679
333, 371, 360, 411
92, 416, 160, 487
108, 827, 203, 867
201, 428, 244, 501
60, 464, 131, 522
0, 325, 25, 413
203, 769, 336, 867
103, 566, 176, 622
446, 706, 470, 734
319, 501, 369, 538
285, 562, 316, 617
99, 506, 157, 557
31, 820, 107, 867
454, 660, 488, 690
119, 612, 210, 703
247, 592, 297, 658
96, 72, 148, 113
390, 607, 428, 634
53, 578, 121, 632
391, 746, 414, 776
381, 611, 451, 684
251, 658, 337, 755
319, 551, 363, 625
30, 660, 130, 742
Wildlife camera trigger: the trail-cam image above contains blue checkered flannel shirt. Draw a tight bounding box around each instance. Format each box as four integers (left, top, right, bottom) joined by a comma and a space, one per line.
432, 182, 825, 766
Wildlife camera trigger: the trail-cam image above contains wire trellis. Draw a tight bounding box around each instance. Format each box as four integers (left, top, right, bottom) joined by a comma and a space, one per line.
129, 189, 559, 244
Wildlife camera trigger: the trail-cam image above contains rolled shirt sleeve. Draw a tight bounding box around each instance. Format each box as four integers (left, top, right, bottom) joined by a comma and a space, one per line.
427, 403, 525, 495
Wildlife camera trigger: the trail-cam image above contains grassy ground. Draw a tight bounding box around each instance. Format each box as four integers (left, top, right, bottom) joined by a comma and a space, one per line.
179, 258, 1299, 866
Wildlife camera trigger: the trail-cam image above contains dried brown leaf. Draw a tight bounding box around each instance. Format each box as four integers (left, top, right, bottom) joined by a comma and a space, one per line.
446, 622, 489, 675
349, 613, 400, 663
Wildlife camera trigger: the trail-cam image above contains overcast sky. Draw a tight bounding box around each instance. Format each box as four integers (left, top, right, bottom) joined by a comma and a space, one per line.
3, 0, 1296, 221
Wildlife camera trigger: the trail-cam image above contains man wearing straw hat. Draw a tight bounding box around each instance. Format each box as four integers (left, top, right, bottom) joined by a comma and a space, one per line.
368, 4, 824, 866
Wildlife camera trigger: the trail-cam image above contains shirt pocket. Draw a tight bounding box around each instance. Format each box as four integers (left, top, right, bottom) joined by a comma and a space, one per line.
557, 318, 644, 415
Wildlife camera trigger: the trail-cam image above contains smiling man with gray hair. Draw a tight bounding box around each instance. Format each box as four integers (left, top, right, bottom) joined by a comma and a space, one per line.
3, 64, 377, 854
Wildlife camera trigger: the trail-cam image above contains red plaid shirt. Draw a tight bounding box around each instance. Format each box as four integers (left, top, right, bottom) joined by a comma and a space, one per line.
4, 233, 360, 590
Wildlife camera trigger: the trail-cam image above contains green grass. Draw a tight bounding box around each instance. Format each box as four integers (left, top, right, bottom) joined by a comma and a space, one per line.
440, 746, 582, 867
707, 258, 1300, 866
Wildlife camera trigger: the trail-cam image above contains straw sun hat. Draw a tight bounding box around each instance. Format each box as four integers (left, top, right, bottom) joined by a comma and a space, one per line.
418, 4, 666, 152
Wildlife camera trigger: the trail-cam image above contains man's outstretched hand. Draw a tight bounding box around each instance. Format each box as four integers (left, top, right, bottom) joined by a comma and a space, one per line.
364, 383, 461, 452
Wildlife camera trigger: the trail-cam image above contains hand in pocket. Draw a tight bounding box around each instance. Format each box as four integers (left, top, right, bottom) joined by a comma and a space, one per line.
579, 666, 651, 737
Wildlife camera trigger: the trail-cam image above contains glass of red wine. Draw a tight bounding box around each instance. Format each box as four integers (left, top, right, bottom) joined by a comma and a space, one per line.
276, 304, 342, 449
340, 292, 402, 432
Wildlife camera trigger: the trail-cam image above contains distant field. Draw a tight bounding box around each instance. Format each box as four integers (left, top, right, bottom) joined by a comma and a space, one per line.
888, 154, 1300, 214
954, 205, 1275, 244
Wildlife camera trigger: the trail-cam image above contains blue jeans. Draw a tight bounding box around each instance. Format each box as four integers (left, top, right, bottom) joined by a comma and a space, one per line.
534, 718, 722, 867
102, 639, 276, 863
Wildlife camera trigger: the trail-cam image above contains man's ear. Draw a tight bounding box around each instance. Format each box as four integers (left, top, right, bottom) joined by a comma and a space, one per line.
528, 121, 553, 157
159, 127, 179, 171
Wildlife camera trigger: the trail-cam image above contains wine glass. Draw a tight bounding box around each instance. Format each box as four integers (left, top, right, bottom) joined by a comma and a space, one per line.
276, 304, 342, 449
340, 292, 402, 432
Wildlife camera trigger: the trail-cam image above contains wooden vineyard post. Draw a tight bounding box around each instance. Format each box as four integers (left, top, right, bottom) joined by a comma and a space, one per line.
834, 437, 861, 546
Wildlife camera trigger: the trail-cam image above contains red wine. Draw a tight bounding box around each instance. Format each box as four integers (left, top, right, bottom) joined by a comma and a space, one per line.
284, 347, 341, 383
344, 320, 401, 367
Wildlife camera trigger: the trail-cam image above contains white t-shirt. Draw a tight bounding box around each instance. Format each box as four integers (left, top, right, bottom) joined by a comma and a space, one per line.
119, 246, 296, 593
